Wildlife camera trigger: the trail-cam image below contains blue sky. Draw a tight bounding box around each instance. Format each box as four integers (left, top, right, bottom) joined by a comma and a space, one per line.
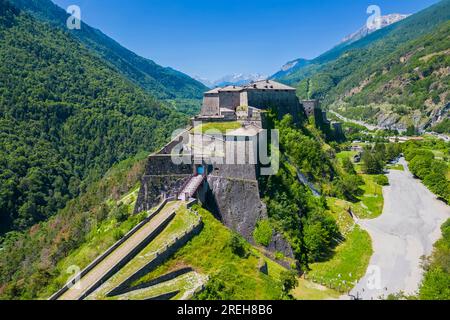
52, 0, 439, 80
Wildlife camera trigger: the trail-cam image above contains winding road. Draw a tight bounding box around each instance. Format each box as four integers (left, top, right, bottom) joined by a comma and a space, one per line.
349, 158, 450, 300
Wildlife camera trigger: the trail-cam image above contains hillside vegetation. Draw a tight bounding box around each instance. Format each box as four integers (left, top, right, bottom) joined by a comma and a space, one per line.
0, 153, 148, 299
273, 0, 450, 130
403, 138, 450, 203
8, 0, 207, 101
0, 1, 186, 235
132, 206, 288, 300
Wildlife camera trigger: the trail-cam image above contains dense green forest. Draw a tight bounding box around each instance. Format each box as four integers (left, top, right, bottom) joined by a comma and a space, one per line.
8, 0, 207, 101
273, 0, 450, 129
0, 152, 148, 299
0, 1, 186, 235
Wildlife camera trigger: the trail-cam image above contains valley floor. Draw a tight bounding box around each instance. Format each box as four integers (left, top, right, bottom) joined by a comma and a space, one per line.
349, 158, 450, 299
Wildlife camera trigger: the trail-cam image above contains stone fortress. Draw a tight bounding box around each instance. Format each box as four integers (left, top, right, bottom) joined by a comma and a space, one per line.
134, 80, 336, 260
197, 80, 305, 124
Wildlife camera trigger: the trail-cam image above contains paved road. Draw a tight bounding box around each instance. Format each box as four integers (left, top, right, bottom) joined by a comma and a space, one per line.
58, 201, 182, 300
349, 158, 450, 300
329, 110, 385, 131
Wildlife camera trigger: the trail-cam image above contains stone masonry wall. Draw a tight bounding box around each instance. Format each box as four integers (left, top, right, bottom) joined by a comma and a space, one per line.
134, 155, 193, 213
247, 90, 305, 123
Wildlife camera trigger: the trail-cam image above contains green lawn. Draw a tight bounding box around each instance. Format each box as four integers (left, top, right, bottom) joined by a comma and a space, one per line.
306, 225, 372, 293
387, 163, 405, 171
336, 151, 358, 163
355, 175, 384, 219
132, 206, 286, 300
191, 121, 241, 134
292, 278, 341, 300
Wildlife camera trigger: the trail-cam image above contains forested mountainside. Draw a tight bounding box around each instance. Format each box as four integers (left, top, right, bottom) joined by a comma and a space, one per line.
272, 0, 450, 130
8, 0, 208, 100
0, 0, 186, 236
327, 21, 449, 130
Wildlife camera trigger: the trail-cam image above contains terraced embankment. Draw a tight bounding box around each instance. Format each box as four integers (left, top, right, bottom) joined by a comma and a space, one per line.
87, 205, 204, 300
55, 201, 183, 300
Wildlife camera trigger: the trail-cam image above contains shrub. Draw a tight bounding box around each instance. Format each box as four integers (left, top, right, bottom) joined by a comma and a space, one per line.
280, 270, 299, 294
253, 220, 273, 247
374, 175, 389, 186
113, 229, 124, 241
229, 233, 249, 258
111, 204, 129, 222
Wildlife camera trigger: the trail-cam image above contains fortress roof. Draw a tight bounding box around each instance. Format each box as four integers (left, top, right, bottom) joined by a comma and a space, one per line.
203, 80, 296, 95
204, 87, 221, 94
243, 80, 296, 91
218, 85, 244, 92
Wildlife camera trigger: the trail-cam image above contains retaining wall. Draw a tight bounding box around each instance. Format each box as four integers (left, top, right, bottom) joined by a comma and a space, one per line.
49, 198, 174, 300
107, 220, 204, 297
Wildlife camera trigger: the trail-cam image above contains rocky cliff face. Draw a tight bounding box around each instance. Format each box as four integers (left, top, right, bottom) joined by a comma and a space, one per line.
204, 164, 266, 242
203, 164, 294, 259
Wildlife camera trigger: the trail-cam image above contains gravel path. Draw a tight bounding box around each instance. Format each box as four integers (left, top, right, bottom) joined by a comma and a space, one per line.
349, 158, 450, 300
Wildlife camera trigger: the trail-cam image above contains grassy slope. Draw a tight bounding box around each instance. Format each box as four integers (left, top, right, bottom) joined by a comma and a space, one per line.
305, 198, 373, 293
292, 278, 341, 300
132, 206, 286, 300
88, 204, 201, 300
419, 219, 450, 300
335, 151, 385, 219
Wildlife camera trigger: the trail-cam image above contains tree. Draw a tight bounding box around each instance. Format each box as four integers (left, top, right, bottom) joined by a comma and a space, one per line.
280, 270, 299, 294
362, 151, 384, 174
419, 267, 450, 300
406, 125, 417, 137
229, 234, 249, 258
342, 157, 356, 175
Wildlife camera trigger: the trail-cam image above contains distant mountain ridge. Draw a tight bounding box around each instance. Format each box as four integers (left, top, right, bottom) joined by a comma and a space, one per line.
270, 59, 311, 81
8, 0, 207, 100
270, 14, 409, 81
340, 14, 410, 45
195, 73, 268, 88
271, 0, 450, 130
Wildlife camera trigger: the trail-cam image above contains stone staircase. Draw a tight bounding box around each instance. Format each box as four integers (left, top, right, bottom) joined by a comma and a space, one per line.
178, 175, 204, 201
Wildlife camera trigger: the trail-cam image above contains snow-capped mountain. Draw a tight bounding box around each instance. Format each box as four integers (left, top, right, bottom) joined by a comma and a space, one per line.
195, 73, 268, 88
341, 14, 410, 45
193, 76, 215, 88
270, 13, 410, 81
